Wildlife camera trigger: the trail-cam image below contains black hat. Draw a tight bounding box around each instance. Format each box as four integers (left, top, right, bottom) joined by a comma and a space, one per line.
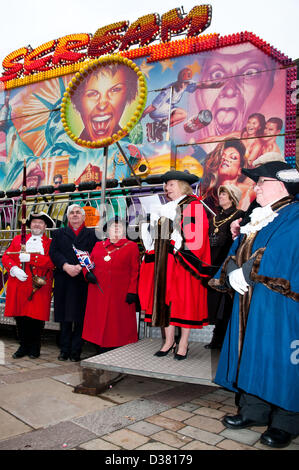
241, 161, 293, 183
27, 211, 55, 228
161, 170, 199, 185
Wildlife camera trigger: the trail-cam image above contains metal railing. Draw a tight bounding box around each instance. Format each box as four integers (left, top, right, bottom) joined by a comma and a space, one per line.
0, 183, 179, 328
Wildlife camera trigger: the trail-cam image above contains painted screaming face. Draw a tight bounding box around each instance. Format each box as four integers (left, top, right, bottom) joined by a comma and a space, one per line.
79, 67, 129, 141
196, 45, 275, 136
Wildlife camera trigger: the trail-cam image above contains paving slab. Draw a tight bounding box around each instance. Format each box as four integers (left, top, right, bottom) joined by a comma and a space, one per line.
220, 427, 262, 446
126, 420, 164, 436
0, 421, 97, 450
101, 428, 150, 450
72, 398, 169, 436
0, 377, 114, 428
178, 425, 224, 446
151, 429, 193, 448
79, 438, 121, 450
0, 408, 32, 441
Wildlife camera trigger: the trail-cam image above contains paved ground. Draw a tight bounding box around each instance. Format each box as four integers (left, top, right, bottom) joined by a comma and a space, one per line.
0, 326, 298, 452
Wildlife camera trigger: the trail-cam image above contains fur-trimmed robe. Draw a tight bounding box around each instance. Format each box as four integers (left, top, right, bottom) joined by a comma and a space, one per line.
209, 197, 299, 412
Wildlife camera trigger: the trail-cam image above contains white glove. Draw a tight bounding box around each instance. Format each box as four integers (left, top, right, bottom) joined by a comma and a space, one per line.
171, 229, 183, 250
228, 268, 249, 295
150, 211, 161, 226
160, 202, 177, 221
141, 223, 155, 251
10, 266, 28, 282
19, 253, 31, 263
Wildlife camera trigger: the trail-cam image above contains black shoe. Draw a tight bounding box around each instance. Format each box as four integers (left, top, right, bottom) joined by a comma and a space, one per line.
12, 347, 28, 359
260, 427, 293, 448
28, 353, 40, 359
58, 352, 69, 361
154, 342, 176, 357
70, 354, 81, 362
222, 414, 267, 429
174, 348, 189, 361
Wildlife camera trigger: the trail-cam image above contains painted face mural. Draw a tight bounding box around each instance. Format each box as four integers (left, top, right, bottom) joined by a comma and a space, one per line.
0, 41, 293, 217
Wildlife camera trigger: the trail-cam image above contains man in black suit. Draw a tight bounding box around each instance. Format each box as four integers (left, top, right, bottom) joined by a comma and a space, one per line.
49, 204, 97, 361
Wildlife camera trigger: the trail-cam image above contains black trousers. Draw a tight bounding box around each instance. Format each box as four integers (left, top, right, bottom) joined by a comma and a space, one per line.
15, 316, 44, 356
239, 392, 299, 435
59, 321, 84, 356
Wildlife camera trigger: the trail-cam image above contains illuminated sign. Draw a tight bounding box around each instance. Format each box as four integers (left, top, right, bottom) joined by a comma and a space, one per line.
1, 5, 212, 83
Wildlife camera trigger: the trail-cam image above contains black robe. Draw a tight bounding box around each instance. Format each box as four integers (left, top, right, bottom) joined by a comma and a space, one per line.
207, 205, 244, 323
49, 226, 97, 322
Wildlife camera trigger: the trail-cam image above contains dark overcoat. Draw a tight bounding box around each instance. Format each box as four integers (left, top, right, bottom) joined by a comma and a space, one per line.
49, 226, 97, 322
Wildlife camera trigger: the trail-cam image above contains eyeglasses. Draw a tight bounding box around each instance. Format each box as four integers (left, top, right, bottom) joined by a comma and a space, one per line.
256, 178, 277, 186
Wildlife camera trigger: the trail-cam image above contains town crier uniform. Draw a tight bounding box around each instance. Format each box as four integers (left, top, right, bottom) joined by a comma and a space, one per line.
2, 212, 55, 358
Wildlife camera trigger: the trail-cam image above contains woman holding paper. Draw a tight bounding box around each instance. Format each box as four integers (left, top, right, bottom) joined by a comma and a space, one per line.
139, 170, 211, 360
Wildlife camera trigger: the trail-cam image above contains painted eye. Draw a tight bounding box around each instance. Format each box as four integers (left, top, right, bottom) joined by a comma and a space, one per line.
209, 69, 225, 80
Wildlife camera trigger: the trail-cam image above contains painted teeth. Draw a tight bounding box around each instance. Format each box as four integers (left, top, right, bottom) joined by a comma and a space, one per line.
93, 115, 110, 123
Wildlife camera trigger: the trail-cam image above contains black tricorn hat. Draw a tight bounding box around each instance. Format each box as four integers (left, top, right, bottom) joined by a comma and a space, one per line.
161, 170, 199, 185
241, 161, 292, 183
26, 211, 55, 228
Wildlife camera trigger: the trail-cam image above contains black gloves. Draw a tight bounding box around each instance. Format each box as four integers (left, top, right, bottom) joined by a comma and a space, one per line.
126, 293, 138, 304
85, 271, 98, 284
126, 293, 141, 310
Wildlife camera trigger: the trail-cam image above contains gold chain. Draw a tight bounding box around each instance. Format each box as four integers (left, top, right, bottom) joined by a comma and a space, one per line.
212, 210, 239, 234
103, 241, 130, 261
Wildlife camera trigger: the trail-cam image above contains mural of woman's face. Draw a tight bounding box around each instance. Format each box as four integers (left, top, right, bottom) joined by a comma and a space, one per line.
196, 46, 274, 136
79, 67, 129, 141
245, 116, 262, 136
218, 146, 241, 180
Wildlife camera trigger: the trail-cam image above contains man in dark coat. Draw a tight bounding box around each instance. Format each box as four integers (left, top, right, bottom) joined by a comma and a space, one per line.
49, 204, 97, 361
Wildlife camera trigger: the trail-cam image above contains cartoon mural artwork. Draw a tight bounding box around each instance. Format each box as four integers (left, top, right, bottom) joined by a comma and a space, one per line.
0, 5, 296, 204
0, 5, 297, 308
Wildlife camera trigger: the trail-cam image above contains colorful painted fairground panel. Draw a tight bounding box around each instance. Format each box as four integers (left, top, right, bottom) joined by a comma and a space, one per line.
0, 6, 296, 211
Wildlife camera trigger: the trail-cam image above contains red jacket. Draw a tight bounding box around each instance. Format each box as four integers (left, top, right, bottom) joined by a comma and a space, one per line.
82, 238, 140, 347
2, 234, 54, 321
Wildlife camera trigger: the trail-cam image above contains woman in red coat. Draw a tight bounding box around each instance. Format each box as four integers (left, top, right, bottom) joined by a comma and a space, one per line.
2, 212, 55, 358
82, 218, 140, 352
138, 170, 211, 360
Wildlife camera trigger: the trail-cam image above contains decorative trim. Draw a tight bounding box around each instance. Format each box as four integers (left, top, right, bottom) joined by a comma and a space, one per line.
2, 32, 293, 90
60, 55, 147, 148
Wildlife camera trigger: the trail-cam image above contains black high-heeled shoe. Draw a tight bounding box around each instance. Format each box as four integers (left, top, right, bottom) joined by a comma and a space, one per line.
174, 347, 189, 360
154, 342, 176, 357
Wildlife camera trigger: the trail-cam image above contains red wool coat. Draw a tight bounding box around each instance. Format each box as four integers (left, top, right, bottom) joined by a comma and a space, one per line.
82, 238, 140, 348
2, 234, 54, 321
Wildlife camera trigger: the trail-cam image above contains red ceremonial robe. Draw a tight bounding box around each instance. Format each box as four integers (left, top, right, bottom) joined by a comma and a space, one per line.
2, 234, 54, 321
82, 238, 140, 348
139, 195, 211, 329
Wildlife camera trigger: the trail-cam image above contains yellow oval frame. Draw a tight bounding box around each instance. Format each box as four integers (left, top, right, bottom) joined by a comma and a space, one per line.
60, 54, 147, 148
